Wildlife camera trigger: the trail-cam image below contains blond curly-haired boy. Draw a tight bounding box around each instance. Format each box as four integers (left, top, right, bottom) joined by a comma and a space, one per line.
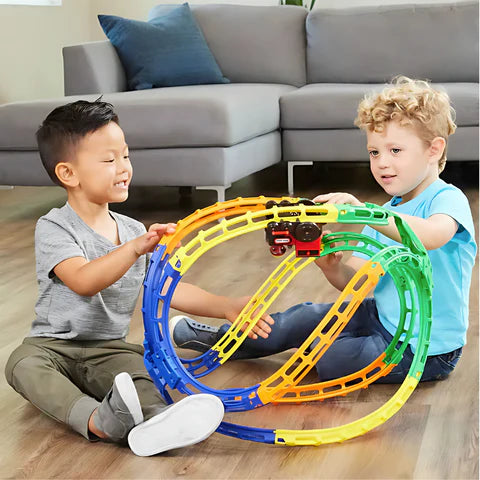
172, 77, 476, 383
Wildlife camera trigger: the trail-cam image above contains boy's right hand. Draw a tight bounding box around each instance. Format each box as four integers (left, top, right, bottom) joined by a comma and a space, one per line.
315, 230, 343, 272
132, 223, 177, 256
314, 192, 364, 207
131, 231, 162, 256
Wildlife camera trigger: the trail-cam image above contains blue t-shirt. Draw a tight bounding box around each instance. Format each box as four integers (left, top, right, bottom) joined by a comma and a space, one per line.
354, 179, 476, 355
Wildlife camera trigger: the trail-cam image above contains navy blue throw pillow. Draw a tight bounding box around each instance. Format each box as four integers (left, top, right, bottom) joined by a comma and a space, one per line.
98, 3, 229, 90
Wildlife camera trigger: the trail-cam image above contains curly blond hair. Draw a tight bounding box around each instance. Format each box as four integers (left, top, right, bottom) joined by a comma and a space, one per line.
354, 76, 456, 173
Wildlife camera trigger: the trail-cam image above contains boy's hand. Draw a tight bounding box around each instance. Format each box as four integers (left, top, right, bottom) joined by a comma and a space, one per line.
314, 192, 365, 207
149, 223, 181, 249
131, 223, 177, 256
148, 222, 177, 237
315, 230, 343, 272
225, 295, 275, 340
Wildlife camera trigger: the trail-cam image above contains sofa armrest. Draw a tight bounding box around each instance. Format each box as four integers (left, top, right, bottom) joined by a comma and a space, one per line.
63, 41, 127, 95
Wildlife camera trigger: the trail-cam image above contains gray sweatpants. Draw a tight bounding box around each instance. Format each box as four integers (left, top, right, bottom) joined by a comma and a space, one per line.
5, 337, 167, 439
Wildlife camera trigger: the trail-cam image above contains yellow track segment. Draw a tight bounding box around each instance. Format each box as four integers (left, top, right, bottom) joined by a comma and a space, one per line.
159, 196, 300, 257
274, 376, 419, 445
269, 354, 397, 403
169, 203, 339, 275
257, 260, 386, 404
214, 252, 316, 363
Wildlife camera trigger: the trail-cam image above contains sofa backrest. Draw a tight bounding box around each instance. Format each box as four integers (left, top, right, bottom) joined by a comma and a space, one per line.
306, 1, 479, 84
148, 4, 307, 87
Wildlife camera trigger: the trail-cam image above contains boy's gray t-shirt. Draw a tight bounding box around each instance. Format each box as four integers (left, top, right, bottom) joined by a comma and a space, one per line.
30, 203, 149, 340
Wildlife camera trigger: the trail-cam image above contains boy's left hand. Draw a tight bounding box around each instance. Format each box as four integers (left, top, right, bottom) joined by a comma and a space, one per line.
314, 192, 365, 207
225, 295, 275, 340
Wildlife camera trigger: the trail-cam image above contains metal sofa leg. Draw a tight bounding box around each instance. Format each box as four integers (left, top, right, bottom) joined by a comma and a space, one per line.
287, 161, 313, 196
196, 184, 231, 203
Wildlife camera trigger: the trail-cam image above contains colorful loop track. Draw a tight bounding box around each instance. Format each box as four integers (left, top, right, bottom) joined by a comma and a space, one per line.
142, 196, 433, 445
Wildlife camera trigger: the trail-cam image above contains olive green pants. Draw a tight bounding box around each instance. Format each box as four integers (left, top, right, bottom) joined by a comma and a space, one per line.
5, 337, 167, 439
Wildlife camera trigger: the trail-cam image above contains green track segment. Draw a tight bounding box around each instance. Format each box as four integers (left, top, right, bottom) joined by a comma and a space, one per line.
326, 203, 432, 376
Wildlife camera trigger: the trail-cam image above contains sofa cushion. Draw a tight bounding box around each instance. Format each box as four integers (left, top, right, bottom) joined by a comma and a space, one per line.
280, 83, 479, 130
98, 4, 228, 90
0, 84, 295, 150
149, 4, 307, 87
306, 2, 479, 84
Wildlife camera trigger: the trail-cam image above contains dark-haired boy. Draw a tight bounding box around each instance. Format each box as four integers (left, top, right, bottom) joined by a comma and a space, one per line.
5, 100, 274, 456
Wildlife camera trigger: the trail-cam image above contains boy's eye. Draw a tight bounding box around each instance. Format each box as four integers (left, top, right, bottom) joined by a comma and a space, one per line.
391, 148, 401, 154
124, 155, 130, 160
369, 150, 379, 157
103, 159, 115, 163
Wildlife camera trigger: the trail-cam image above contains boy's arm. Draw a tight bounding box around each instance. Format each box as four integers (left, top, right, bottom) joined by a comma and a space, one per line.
314, 229, 366, 291
314, 192, 458, 250
171, 282, 274, 339
374, 213, 457, 250
54, 223, 175, 296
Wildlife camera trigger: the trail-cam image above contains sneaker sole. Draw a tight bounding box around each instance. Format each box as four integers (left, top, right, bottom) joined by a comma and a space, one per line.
128, 394, 224, 456
114, 372, 144, 426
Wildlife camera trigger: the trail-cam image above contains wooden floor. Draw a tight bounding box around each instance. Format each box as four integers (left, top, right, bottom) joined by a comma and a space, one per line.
0, 162, 478, 479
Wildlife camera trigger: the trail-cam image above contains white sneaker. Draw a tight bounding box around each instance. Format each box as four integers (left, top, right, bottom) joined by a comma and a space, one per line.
94, 372, 144, 443
128, 394, 224, 456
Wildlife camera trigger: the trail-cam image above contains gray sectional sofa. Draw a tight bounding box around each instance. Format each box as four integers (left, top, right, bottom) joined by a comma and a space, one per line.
0, 1, 478, 200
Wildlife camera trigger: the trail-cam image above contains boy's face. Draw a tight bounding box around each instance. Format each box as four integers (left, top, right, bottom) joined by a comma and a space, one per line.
366, 120, 439, 202
71, 122, 132, 204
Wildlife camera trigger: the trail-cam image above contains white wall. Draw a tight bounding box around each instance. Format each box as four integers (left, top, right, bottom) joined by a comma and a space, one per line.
0, 0, 92, 103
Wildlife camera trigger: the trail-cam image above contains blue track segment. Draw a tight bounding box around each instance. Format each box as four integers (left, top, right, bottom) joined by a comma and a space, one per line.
142, 244, 265, 412
217, 422, 276, 444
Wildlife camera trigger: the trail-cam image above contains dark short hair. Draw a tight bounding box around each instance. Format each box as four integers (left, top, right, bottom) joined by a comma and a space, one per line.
36, 99, 119, 186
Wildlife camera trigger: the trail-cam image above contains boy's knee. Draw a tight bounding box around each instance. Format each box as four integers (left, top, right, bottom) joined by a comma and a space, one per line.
5, 343, 53, 390
5, 354, 16, 387
6, 355, 41, 390
5, 344, 32, 386
314, 334, 387, 381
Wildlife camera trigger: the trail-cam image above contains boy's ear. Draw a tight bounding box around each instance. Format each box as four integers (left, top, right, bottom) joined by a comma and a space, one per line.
428, 137, 446, 163
55, 162, 79, 188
